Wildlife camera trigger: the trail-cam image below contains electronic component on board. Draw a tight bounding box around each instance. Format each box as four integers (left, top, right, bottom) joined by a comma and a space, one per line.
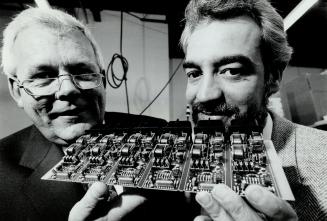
42, 120, 294, 201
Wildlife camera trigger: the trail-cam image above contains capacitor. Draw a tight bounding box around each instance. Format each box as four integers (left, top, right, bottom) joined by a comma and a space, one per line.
192, 147, 201, 158
186, 105, 191, 121
200, 159, 204, 168
192, 177, 197, 187
121, 146, 130, 156
91, 146, 100, 156
205, 160, 209, 168
195, 159, 199, 167
165, 159, 170, 167
154, 146, 164, 157
156, 158, 161, 165
66, 146, 75, 156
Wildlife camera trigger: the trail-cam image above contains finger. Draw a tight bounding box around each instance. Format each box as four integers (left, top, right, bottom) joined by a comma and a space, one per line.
69, 182, 109, 221
195, 191, 233, 221
193, 215, 212, 221
211, 184, 262, 221
245, 185, 298, 221
105, 193, 147, 221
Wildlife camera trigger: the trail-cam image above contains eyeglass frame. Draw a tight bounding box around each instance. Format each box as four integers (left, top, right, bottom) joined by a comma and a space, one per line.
9, 72, 105, 97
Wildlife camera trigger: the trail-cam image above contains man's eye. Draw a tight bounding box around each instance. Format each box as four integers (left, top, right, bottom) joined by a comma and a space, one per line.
220, 68, 243, 76
32, 72, 57, 79
187, 70, 202, 79
72, 67, 94, 75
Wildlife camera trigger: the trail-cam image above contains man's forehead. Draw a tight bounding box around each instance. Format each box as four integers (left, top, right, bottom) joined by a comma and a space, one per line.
12, 25, 98, 76
14, 25, 91, 50
185, 16, 262, 62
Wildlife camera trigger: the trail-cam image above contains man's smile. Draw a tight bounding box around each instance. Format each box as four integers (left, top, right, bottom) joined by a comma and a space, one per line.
49, 107, 85, 119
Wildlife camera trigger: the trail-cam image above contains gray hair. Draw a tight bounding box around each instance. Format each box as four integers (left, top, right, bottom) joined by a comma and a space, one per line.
1, 7, 104, 77
180, 0, 293, 90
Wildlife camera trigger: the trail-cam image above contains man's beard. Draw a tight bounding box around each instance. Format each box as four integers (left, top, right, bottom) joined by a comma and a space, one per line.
191, 99, 268, 132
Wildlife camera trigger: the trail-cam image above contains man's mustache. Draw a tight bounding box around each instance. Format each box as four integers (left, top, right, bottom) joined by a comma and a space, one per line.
192, 100, 240, 117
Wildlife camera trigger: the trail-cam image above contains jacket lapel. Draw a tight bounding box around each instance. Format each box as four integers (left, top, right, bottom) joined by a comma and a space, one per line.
270, 112, 304, 184
270, 112, 296, 153
19, 126, 54, 170
19, 126, 85, 220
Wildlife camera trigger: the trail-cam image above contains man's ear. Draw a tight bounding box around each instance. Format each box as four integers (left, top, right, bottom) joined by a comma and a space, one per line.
265, 68, 282, 96
268, 79, 280, 95
8, 77, 24, 108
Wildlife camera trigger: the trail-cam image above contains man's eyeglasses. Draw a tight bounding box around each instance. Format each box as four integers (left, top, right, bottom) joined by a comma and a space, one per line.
10, 73, 104, 96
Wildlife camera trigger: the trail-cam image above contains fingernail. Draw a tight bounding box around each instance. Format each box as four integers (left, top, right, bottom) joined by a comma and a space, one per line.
247, 186, 263, 204
196, 192, 211, 206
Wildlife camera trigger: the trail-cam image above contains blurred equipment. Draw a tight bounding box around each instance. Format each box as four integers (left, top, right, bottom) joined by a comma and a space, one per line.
311, 115, 327, 131
106, 12, 130, 114
282, 72, 327, 125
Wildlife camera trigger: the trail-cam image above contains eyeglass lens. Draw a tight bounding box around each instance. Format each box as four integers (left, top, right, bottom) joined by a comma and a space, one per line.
22, 73, 102, 96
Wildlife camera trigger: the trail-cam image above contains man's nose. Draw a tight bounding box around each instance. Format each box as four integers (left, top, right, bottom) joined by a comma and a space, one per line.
196, 73, 222, 102
55, 74, 80, 99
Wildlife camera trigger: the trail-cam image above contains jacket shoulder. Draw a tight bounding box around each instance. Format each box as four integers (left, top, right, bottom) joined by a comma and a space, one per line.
271, 113, 327, 146
0, 125, 35, 162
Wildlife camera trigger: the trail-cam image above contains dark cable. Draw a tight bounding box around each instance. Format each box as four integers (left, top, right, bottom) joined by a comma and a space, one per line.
139, 59, 184, 115
106, 54, 128, 88
124, 79, 130, 114
125, 12, 167, 24
106, 11, 130, 114
120, 11, 130, 114
125, 12, 142, 21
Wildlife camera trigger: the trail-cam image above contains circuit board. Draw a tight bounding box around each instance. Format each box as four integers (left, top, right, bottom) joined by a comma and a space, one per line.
42, 120, 294, 200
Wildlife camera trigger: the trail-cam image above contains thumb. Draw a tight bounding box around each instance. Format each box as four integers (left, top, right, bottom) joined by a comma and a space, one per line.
69, 182, 109, 221
245, 185, 298, 221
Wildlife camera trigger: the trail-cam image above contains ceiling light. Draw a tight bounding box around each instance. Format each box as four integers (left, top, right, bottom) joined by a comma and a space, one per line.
34, 0, 51, 9
284, 0, 319, 31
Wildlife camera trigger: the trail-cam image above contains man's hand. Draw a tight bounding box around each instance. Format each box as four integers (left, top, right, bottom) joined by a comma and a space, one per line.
194, 184, 298, 221
69, 182, 147, 221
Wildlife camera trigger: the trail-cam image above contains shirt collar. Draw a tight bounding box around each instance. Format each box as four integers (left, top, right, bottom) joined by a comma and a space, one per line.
19, 126, 57, 169
263, 112, 273, 140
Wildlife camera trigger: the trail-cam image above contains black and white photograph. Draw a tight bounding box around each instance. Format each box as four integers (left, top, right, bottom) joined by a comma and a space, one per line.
0, 0, 326, 220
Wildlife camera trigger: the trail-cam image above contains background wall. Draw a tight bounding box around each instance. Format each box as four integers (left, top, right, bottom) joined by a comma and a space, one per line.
1, 7, 326, 139
79, 10, 170, 119
0, 9, 32, 139
280, 66, 327, 125
169, 58, 187, 121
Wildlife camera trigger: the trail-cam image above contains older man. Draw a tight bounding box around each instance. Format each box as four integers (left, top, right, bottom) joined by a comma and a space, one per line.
0, 7, 165, 221
70, 0, 327, 221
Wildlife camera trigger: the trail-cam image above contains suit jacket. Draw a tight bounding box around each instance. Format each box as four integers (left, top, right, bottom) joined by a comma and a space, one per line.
0, 124, 85, 221
271, 113, 327, 220
0, 112, 167, 221
139, 114, 327, 221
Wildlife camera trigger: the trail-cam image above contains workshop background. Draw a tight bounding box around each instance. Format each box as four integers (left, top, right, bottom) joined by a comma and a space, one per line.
1, 0, 327, 138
